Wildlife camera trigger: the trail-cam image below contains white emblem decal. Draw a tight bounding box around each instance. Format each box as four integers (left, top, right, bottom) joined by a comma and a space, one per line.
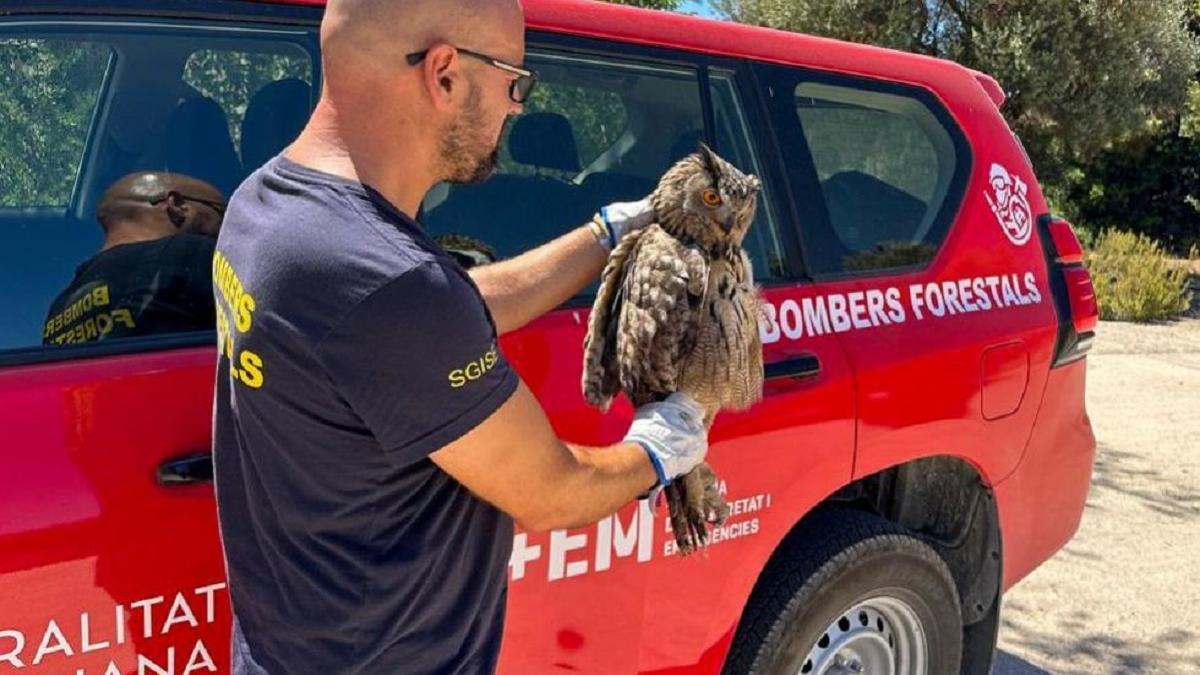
985, 163, 1033, 246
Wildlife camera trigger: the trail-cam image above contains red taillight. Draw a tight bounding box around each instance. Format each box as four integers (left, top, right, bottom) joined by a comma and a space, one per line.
1046, 218, 1085, 265
1062, 267, 1099, 333
1045, 217, 1099, 334
1039, 215, 1098, 365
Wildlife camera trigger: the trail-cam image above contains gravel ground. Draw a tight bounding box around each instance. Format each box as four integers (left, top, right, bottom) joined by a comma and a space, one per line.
992, 316, 1200, 674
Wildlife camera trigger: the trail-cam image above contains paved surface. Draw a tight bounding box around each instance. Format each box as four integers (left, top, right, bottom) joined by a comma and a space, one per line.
992, 317, 1200, 674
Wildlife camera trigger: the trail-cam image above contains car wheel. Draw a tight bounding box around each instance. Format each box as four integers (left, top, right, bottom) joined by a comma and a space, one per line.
723, 507, 963, 675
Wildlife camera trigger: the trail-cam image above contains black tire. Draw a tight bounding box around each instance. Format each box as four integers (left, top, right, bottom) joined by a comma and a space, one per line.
723, 507, 963, 675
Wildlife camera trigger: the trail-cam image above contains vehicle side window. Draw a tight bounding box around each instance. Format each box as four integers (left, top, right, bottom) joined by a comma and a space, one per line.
183, 48, 313, 176
758, 67, 967, 276
710, 71, 792, 280
0, 38, 112, 208
421, 50, 706, 271
0, 24, 315, 361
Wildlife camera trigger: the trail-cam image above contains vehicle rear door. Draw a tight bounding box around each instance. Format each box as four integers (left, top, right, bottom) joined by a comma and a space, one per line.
753, 62, 1059, 485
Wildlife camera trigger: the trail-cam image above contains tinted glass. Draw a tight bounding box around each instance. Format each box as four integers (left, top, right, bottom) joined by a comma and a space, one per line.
710, 71, 791, 280
759, 67, 965, 276
0, 22, 316, 357
0, 38, 112, 207
422, 51, 706, 266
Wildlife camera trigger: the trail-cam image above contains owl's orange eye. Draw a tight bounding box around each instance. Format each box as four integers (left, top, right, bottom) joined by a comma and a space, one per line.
701, 189, 722, 207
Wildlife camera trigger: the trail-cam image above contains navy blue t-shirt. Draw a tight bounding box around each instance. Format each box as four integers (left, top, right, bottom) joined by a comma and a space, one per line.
212, 156, 519, 674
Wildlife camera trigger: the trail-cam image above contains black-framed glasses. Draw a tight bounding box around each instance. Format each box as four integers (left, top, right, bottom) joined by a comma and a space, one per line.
406, 46, 538, 104
151, 191, 227, 217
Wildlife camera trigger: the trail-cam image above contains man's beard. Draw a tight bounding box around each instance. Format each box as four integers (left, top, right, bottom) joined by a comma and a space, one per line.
441, 85, 503, 185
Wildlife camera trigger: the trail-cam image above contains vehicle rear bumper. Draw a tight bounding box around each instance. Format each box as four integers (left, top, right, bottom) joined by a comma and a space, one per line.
994, 358, 1095, 590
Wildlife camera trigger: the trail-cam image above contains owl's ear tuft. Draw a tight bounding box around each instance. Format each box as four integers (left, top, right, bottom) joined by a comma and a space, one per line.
697, 142, 721, 178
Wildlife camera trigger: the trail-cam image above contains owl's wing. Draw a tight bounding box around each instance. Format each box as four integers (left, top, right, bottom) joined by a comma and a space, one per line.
583, 227, 649, 411
615, 227, 708, 406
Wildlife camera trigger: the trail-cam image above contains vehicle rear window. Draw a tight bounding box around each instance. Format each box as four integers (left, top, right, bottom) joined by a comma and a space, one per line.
757, 67, 969, 276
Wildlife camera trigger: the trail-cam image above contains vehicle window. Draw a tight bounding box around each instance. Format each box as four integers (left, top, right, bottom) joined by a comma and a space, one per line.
421, 51, 705, 268
0, 23, 315, 359
183, 48, 313, 173
758, 68, 965, 276
710, 71, 792, 280
498, 82, 627, 180
0, 38, 112, 208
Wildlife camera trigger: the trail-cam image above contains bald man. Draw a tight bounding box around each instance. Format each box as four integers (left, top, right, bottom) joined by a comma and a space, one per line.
42, 172, 223, 345
212, 2, 710, 673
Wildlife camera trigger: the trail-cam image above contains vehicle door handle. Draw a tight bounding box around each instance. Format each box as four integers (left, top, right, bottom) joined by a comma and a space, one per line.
157, 452, 213, 486
764, 354, 821, 381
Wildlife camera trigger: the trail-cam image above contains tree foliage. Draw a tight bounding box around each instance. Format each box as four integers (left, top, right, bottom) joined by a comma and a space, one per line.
713, 0, 1200, 250
0, 39, 110, 207
716, 1, 1198, 178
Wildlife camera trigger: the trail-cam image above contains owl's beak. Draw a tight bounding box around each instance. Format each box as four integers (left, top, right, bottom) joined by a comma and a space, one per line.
722, 216, 736, 233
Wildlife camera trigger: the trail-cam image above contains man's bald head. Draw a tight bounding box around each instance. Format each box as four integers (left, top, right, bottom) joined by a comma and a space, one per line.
97, 172, 225, 241
303, 0, 527, 199
320, 0, 524, 81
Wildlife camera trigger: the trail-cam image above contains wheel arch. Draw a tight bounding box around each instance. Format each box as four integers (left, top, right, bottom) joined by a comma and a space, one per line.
725, 454, 1002, 674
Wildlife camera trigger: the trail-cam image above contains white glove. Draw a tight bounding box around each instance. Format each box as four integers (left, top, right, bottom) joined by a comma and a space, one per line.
624, 392, 708, 488
596, 197, 656, 250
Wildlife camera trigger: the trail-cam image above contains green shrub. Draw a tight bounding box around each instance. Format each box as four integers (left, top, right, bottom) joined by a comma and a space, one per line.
1086, 230, 1195, 322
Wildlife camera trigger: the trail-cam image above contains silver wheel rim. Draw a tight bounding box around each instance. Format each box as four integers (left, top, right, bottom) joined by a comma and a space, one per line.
796, 595, 928, 675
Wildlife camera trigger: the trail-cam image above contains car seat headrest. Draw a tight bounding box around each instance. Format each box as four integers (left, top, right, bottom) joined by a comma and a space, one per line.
165, 96, 242, 197
507, 112, 582, 173
241, 78, 312, 173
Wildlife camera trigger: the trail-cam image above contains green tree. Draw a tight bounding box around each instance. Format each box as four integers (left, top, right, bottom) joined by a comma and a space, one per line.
1062, 0, 1200, 252
712, 0, 1200, 215
0, 39, 111, 206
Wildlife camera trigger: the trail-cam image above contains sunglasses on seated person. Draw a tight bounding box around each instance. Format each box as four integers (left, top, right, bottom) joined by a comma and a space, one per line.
150, 191, 227, 217
406, 46, 538, 104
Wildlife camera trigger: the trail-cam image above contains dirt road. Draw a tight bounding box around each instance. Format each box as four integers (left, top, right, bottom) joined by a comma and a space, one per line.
993, 318, 1200, 674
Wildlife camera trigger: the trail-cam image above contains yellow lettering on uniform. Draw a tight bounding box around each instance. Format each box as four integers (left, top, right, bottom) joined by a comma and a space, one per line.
72, 324, 86, 343
238, 351, 264, 389
465, 362, 483, 380
214, 304, 235, 359
447, 344, 501, 388
235, 294, 255, 333
93, 285, 109, 307
112, 308, 135, 329
84, 318, 98, 341
80, 294, 93, 313
96, 313, 113, 337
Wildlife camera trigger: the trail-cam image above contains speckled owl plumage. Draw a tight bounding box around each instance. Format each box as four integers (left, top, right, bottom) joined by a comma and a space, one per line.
582, 144, 765, 554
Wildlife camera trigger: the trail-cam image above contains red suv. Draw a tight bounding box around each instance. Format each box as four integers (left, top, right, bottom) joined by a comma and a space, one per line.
0, 1, 1098, 673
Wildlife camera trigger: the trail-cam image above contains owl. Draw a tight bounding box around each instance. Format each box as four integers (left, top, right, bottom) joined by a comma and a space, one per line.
582, 144, 764, 554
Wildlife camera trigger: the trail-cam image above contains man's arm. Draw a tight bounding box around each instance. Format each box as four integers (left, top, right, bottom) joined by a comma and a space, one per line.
431, 381, 706, 531
470, 199, 654, 334
469, 223, 605, 335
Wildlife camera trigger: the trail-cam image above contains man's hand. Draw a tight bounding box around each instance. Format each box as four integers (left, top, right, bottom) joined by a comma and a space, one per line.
624, 393, 708, 487
595, 197, 656, 250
